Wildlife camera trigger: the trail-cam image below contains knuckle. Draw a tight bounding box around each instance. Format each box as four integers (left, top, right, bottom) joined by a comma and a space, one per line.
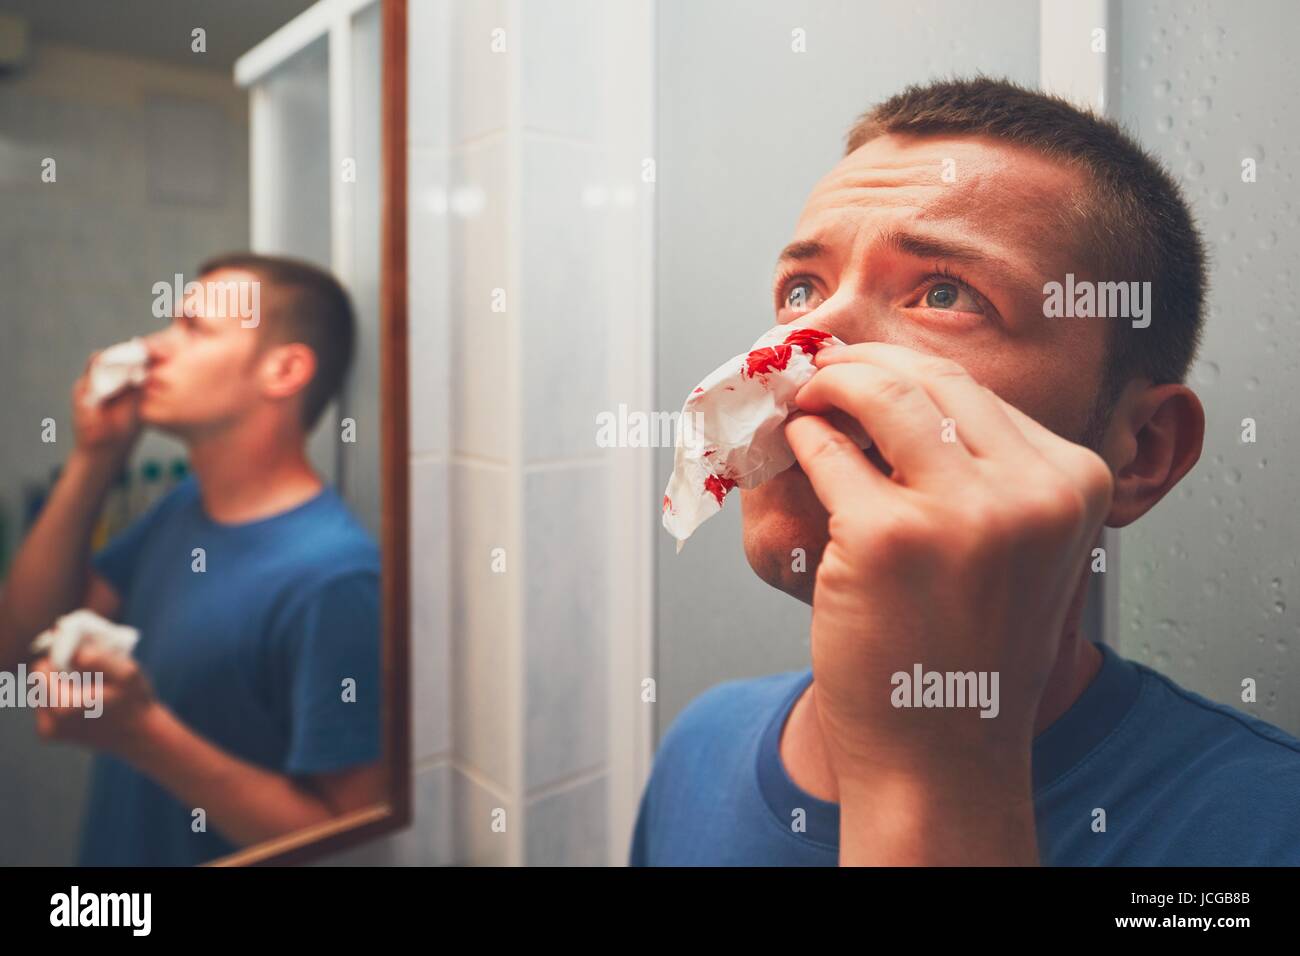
917, 356, 968, 380
1027, 480, 1087, 531
873, 372, 918, 405
1077, 450, 1116, 505
866, 509, 930, 555
808, 427, 859, 466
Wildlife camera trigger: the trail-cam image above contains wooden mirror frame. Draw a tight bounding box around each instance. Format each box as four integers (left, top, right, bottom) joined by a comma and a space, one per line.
214, 0, 410, 867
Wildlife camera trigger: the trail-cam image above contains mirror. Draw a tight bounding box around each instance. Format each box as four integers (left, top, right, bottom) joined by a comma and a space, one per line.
0, 0, 409, 866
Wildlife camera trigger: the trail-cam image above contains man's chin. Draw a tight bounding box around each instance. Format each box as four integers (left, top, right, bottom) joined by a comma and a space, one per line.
138, 403, 185, 438
739, 464, 829, 606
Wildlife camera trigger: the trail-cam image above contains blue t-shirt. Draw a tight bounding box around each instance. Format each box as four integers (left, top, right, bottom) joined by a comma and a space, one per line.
80, 476, 382, 866
631, 642, 1300, 865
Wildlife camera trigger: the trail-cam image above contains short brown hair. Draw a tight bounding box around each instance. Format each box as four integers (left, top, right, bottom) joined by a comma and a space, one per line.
197, 252, 355, 430
845, 76, 1207, 424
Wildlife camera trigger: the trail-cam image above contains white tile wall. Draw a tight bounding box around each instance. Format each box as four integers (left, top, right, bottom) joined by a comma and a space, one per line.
320, 0, 653, 867
523, 464, 609, 790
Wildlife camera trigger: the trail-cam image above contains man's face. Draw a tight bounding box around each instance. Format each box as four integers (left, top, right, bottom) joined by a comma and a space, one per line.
741, 133, 1112, 604
138, 267, 266, 438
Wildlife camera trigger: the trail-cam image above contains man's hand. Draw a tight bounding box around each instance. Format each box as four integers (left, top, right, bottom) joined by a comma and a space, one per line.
31, 644, 161, 757
784, 342, 1113, 863
73, 351, 143, 460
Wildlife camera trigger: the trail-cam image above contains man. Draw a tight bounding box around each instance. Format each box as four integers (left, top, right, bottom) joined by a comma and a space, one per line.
0, 253, 383, 866
631, 78, 1300, 866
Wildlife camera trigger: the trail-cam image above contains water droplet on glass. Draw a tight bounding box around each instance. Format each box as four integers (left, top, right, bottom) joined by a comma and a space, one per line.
1210, 190, 1229, 209
1153, 79, 1171, 98
1194, 360, 1219, 384
1184, 159, 1204, 179
1191, 95, 1212, 116
1224, 468, 1241, 485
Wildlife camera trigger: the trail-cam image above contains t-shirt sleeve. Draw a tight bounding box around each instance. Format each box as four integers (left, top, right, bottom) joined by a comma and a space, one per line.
281, 570, 383, 775
90, 480, 192, 597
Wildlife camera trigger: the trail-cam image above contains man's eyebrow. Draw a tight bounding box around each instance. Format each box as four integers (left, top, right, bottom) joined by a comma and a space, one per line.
880, 229, 986, 263
774, 229, 1043, 310
878, 227, 1040, 295
774, 239, 829, 267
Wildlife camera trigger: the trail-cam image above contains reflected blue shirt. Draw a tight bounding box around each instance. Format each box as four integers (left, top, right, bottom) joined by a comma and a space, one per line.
81, 476, 381, 866
631, 643, 1300, 865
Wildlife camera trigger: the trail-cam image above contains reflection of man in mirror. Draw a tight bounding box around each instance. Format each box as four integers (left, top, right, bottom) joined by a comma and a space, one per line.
631, 78, 1300, 866
0, 253, 383, 866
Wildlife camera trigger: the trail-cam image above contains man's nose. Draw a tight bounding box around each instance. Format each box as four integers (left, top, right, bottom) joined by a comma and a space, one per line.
140, 329, 171, 364
783, 287, 875, 346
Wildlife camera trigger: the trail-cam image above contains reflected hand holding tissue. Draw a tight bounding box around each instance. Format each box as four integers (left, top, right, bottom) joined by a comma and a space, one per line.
30, 609, 139, 670
87, 337, 149, 405
661, 324, 850, 552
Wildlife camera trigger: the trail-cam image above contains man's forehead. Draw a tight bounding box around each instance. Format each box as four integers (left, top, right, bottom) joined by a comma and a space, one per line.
182, 267, 260, 320
795, 133, 1082, 258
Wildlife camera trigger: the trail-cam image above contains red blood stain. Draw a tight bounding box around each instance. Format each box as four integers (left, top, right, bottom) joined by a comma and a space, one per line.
692, 387, 703, 393
783, 328, 833, 355
662, 494, 673, 513
703, 474, 737, 505
744, 344, 793, 378
702, 448, 715, 457
724, 385, 735, 391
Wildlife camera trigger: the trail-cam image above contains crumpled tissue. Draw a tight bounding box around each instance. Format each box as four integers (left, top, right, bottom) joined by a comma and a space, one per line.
30, 609, 139, 669
662, 324, 868, 552
87, 337, 149, 405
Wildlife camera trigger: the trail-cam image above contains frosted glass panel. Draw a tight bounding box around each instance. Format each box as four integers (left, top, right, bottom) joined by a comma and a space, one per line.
1113, 0, 1300, 735
249, 35, 331, 269
342, 0, 384, 541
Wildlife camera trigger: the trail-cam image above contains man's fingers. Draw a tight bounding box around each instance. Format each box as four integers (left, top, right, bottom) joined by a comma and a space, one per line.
73, 644, 133, 684
795, 362, 975, 484
995, 394, 1111, 474
785, 413, 895, 516
815, 342, 1033, 460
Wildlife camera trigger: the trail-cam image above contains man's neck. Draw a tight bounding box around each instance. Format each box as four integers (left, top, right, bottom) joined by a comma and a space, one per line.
780, 630, 1104, 804
186, 418, 323, 525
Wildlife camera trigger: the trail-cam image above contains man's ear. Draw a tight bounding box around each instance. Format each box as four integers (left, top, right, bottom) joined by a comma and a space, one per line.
260, 342, 317, 404
1101, 380, 1205, 528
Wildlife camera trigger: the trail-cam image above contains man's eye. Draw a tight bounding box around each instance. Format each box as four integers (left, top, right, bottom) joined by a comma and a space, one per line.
922, 280, 983, 313
782, 279, 822, 313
